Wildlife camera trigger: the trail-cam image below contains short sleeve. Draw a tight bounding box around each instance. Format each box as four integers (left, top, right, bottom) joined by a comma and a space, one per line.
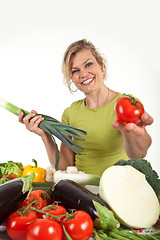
62, 107, 70, 125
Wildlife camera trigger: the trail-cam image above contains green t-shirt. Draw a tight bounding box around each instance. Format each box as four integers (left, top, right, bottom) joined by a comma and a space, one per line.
62, 92, 128, 176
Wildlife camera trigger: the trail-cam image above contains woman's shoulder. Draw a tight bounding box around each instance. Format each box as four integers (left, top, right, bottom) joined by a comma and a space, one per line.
63, 99, 84, 115
66, 99, 84, 111
62, 99, 84, 124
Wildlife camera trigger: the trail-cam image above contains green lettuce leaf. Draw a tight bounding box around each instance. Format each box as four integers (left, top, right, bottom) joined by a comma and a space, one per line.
0, 161, 23, 178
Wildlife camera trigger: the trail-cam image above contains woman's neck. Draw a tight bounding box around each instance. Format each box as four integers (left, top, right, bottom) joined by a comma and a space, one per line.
85, 86, 110, 109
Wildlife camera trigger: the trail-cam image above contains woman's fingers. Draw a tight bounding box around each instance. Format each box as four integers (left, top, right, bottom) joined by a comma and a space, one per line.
28, 115, 44, 130
141, 112, 154, 126
112, 120, 144, 136
19, 111, 44, 131
18, 110, 45, 137
31, 110, 37, 114
18, 112, 24, 122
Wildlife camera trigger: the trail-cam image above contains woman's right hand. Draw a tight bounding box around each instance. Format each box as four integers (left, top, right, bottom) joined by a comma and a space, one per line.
19, 110, 45, 137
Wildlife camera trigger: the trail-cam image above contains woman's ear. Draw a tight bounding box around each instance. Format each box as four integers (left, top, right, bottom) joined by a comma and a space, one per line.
100, 63, 104, 71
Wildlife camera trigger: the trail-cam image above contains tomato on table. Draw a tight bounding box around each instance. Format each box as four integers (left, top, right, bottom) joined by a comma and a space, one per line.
5, 209, 39, 240
26, 218, 63, 240
29, 190, 51, 207
18, 196, 45, 210
114, 95, 144, 124
0, 174, 17, 183
0, 174, 17, 180
38, 204, 67, 222
61, 210, 93, 240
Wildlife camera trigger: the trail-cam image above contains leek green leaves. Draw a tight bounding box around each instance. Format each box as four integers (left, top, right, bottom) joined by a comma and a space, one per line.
0, 98, 87, 170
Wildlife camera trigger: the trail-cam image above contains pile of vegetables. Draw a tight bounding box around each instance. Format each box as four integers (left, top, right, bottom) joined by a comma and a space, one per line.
0, 157, 160, 239
0, 159, 48, 184
0, 177, 95, 240
0, 169, 160, 240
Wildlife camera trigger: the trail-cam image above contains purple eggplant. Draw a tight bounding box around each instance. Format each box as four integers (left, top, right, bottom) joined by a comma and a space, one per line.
51, 180, 120, 230
51, 179, 109, 221
0, 173, 35, 224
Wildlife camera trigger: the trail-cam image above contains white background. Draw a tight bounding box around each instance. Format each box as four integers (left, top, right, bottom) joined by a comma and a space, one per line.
0, 0, 160, 175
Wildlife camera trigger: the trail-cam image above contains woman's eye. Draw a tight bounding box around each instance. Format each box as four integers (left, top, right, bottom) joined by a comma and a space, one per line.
72, 69, 79, 74
86, 62, 93, 68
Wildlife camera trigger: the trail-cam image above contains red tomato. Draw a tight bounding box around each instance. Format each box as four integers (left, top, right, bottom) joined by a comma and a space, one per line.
19, 197, 45, 210
38, 204, 67, 222
26, 219, 63, 240
0, 174, 17, 180
114, 95, 144, 124
6, 210, 39, 240
62, 210, 93, 240
29, 190, 51, 207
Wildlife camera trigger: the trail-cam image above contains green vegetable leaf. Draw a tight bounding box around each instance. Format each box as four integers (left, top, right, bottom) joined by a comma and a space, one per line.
0, 161, 23, 177
93, 201, 120, 231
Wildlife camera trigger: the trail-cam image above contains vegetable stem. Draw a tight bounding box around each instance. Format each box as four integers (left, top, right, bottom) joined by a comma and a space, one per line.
93, 201, 120, 230
0, 98, 30, 116
21, 173, 35, 196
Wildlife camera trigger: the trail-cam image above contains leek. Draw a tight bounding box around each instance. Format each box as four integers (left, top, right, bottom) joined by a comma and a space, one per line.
0, 98, 87, 170
54, 170, 101, 186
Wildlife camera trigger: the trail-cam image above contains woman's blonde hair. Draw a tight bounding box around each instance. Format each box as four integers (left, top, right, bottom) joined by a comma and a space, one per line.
62, 39, 107, 93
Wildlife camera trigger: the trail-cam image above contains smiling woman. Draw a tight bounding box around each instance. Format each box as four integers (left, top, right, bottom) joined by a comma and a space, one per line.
62, 39, 107, 94
70, 49, 105, 96
17, 39, 153, 176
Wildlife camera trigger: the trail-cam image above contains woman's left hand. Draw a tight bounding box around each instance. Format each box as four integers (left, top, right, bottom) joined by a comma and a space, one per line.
112, 112, 153, 159
112, 112, 154, 136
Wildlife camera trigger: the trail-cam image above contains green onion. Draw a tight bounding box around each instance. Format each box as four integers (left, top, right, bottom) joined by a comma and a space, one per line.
0, 98, 87, 170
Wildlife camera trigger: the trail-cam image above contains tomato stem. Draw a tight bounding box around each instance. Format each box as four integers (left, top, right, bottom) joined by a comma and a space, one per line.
18, 200, 75, 220
63, 225, 72, 240
123, 94, 140, 108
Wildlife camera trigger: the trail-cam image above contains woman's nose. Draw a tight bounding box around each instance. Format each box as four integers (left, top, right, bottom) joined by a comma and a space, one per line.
79, 67, 88, 79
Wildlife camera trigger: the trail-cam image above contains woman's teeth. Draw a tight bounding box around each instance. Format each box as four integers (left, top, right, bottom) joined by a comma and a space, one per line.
82, 78, 93, 85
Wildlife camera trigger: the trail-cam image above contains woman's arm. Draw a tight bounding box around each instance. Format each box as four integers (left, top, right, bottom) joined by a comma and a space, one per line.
19, 111, 75, 169
112, 112, 153, 159
41, 133, 75, 169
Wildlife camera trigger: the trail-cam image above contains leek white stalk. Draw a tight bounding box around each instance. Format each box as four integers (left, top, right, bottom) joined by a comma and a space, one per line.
0, 98, 30, 116
0, 98, 87, 170
54, 167, 101, 186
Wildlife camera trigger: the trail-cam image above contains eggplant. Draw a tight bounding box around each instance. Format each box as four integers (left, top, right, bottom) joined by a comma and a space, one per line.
51, 179, 117, 229
0, 173, 35, 224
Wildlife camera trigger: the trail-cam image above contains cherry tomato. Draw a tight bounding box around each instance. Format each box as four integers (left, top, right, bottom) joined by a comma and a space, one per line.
6, 210, 39, 240
26, 219, 63, 240
29, 190, 51, 207
62, 210, 93, 240
38, 204, 67, 222
114, 95, 144, 124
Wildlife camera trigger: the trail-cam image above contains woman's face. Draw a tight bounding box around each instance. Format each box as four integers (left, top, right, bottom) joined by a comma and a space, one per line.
70, 49, 104, 94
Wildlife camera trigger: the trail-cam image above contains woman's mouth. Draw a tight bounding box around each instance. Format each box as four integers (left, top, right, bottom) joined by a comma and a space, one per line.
82, 78, 94, 85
